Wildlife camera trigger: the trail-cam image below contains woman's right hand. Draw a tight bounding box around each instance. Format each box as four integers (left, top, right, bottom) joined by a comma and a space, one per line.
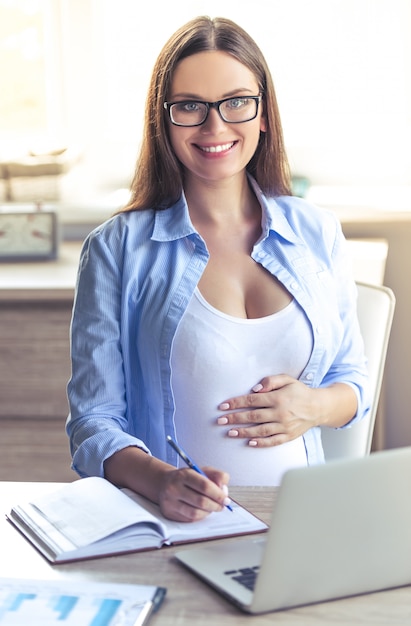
104, 447, 230, 522
158, 466, 231, 522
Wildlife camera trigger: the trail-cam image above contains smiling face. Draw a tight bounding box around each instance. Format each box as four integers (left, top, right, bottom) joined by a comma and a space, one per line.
166, 50, 266, 187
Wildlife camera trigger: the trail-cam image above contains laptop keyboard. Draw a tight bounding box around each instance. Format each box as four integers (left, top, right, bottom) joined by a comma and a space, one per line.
224, 566, 260, 591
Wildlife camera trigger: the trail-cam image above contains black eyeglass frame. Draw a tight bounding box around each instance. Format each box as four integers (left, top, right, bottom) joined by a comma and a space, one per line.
163, 95, 262, 127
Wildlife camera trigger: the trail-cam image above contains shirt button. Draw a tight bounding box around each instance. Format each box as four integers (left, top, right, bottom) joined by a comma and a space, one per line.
290, 281, 299, 290
305, 372, 314, 381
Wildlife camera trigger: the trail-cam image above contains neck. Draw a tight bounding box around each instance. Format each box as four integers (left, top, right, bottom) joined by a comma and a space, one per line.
184, 173, 258, 228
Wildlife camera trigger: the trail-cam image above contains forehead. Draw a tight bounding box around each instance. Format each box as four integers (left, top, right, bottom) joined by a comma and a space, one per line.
170, 50, 259, 98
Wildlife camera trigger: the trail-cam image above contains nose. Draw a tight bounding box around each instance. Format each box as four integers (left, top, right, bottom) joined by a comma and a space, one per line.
200, 106, 227, 133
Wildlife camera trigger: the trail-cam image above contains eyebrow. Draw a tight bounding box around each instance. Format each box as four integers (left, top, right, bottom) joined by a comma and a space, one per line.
169, 88, 256, 101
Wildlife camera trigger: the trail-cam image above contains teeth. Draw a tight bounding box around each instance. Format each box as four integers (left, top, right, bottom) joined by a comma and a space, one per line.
199, 142, 234, 153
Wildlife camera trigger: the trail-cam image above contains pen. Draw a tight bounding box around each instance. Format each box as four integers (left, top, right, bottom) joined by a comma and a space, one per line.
166, 435, 233, 512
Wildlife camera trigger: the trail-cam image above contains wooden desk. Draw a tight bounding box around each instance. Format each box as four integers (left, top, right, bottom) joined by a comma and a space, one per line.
0, 240, 81, 301
2, 482, 410, 625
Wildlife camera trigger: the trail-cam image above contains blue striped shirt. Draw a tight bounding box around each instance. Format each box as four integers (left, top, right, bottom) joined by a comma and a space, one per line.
66, 177, 369, 478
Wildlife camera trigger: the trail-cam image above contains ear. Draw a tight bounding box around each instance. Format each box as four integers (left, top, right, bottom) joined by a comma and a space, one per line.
259, 109, 267, 133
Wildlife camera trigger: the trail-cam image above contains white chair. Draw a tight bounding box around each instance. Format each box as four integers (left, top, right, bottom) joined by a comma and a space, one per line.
346, 238, 388, 286
321, 281, 396, 461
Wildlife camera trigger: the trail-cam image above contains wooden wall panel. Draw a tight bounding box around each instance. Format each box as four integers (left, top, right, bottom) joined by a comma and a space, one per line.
0, 418, 77, 481
0, 301, 72, 419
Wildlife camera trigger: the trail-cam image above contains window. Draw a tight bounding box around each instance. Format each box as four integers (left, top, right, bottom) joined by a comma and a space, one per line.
0, 0, 63, 148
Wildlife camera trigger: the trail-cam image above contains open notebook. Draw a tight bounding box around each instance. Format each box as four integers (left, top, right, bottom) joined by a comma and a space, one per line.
176, 446, 411, 614
7, 476, 267, 563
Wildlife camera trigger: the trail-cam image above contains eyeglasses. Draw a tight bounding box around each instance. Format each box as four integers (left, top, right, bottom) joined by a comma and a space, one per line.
163, 95, 262, 127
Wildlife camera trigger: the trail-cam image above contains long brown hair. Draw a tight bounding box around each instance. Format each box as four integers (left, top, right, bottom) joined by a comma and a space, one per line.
122, 16, 291, 212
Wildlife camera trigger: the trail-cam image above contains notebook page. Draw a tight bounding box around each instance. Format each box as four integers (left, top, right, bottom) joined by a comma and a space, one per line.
26, 477, 167, 547
123, 489, 268, 543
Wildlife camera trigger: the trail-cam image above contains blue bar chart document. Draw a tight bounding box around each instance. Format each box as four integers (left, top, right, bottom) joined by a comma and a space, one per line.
0, 578, 166, 626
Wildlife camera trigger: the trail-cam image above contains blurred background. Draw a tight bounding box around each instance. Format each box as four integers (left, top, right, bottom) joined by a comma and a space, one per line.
1, 0, 410, 207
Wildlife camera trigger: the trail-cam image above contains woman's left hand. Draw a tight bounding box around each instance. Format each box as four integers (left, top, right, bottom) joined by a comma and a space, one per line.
217, 374, 319, 448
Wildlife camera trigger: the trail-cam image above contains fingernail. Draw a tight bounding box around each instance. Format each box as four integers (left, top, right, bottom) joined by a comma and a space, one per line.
217, 416, 228, 425
252, 383, 263, 392
222, 484, 229, 496
224, 497, 232, 506
219, 402, 230, 410
228, 429, 238, 437
248, 440, 258, 447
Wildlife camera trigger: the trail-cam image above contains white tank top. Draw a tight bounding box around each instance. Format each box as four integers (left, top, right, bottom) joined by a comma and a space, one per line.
171, 288, 313, 485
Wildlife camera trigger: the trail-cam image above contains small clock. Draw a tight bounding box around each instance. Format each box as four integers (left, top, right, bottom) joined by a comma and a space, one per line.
0, 209, 59, 261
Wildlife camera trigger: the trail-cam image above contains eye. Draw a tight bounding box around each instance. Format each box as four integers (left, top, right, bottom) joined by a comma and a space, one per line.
226, 97, 250, 110
174, 101, 202, 113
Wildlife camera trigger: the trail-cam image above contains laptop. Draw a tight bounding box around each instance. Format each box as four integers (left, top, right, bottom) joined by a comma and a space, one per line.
175, 446, 411, 614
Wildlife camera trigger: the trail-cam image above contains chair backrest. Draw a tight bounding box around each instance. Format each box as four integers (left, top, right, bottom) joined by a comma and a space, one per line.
321, 282, 396, 461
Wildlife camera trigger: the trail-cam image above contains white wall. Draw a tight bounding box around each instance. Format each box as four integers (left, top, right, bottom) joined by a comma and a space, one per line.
58, 0, 411, 200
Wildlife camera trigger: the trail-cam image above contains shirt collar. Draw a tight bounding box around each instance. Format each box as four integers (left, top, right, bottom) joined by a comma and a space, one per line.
151, 176, 301, 244
247, 176, 301, 244
151, 193, 197, 242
